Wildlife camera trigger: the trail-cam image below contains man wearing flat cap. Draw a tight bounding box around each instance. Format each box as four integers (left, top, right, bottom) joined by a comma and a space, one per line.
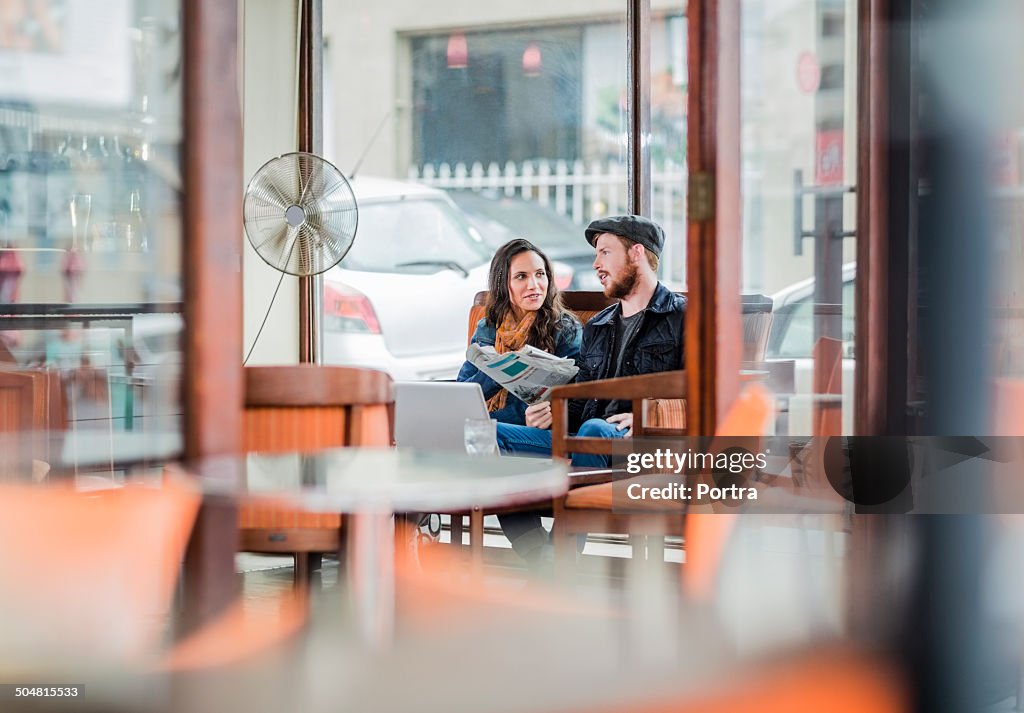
495, 214, 686, 567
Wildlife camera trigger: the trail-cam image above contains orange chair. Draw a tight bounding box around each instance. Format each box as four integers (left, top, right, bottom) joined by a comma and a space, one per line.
239, 365, 393, 584
0, 476, 201, 667
993, 377, 1024, 435
0, 472, 308, 675
568, 647, 906, 713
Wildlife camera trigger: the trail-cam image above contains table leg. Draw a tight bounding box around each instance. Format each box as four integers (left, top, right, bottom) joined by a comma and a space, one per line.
180, 500, 239, 636
451, 513, 464, 547
469, 507, 484, 572
347, 509, 395, 646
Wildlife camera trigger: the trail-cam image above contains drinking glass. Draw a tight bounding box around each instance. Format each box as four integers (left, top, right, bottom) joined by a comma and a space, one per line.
69, 194, 91, 251
464, 418, 498, 456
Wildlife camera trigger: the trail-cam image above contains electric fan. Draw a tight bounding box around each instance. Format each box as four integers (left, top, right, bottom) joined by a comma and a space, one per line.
243, 152, 358, 276
242, 152, 358, 363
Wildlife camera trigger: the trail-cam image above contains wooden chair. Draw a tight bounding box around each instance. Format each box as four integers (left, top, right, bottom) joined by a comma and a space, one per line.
550, 383, 772, 571
448, 291, 624, 554
239, 365, 393, 584
0, 470, 309, 673
452, 290, 773, 558
0, 366, 66, 475
0, 476, 201, 665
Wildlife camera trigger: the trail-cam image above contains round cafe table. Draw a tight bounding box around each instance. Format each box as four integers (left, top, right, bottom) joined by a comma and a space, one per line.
196, 447, 569, 645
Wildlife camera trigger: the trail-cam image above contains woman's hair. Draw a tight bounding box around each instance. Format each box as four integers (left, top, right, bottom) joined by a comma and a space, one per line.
485, 238, 567, 353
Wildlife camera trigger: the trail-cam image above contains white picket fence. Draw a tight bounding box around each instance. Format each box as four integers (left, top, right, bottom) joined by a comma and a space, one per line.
408, 159, 688, 286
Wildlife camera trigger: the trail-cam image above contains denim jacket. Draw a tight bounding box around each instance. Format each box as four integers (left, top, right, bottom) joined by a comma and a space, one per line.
457, 314, 582, 425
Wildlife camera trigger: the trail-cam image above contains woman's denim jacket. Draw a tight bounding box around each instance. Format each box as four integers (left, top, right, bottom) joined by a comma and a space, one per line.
456, 314, 582, 425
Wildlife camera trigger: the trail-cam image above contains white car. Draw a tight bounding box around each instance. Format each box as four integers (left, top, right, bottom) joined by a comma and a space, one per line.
323, 177, 492, 380
766, 263, 856, 435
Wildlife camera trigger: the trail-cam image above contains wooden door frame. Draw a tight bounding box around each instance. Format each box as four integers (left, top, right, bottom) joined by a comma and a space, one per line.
181, 0, 244, 631
686, 0, 742, 436
856, 0, 916, 436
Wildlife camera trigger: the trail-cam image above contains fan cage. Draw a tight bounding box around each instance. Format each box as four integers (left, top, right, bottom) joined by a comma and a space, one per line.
243, 152, 358, 277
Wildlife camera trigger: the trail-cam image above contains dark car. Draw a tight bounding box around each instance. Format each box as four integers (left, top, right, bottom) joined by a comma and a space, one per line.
447, 190, 601, 290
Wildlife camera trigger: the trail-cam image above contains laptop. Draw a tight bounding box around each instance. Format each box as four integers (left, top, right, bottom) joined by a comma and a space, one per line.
394, 381, 491, 452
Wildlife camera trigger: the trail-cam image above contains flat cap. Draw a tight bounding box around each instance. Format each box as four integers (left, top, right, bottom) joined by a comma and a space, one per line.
585, 215, 665, 258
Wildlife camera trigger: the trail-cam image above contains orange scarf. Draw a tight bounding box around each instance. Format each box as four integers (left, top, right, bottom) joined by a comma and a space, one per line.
486, 311, 536, 413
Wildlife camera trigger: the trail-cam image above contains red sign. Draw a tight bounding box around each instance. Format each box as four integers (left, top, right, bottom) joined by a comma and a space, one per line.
816, 130, 844, 186
796, 51, 820, 94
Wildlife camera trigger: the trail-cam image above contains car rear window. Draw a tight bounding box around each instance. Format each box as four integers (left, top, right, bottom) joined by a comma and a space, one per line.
341, 198, 490, 273
450, 191, 583, 252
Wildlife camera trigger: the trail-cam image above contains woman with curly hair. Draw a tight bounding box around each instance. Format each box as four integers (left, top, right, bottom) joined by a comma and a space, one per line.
457, 238, 581, 425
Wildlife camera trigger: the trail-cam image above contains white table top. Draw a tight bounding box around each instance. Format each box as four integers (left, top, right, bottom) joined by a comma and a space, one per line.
195, 447, 568, 513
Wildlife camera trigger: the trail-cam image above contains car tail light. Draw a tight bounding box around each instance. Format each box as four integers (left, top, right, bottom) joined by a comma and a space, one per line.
324, 283, 381, 334
551, 261, 574, 291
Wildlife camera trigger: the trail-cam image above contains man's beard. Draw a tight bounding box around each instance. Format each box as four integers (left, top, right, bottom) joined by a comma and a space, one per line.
605, 259, 639, 300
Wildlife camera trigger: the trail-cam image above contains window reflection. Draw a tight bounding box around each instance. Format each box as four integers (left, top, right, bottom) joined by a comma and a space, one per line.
0, 0, 183, 470
342, 198, 489, 274
323, 4, 633, 380
741, 0, 858, 437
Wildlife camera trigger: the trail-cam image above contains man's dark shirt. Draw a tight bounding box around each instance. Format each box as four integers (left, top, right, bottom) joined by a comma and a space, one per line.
604, 309, 646, 418
568, 282, 686, 432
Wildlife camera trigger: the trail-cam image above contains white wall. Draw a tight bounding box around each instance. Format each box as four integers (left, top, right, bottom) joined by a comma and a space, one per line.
241, 0, 299, 364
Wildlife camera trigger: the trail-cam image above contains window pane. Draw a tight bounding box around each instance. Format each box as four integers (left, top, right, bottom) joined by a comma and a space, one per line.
343, 198, 490, 273
324, 4, 628, 379
649, 9, 687, 288
741, 0, 858, 437
0, 0, 183, 470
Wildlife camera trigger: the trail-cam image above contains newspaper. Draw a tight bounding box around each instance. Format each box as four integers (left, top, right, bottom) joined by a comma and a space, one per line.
466, 343, 579, 405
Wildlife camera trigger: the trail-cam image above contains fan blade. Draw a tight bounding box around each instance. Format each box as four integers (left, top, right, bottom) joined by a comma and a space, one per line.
263, 161, 303, 207
309, 204, 358, 219
246, 211, 290, 232
276, 224, 302, 273
316, 180, 356, 202
296, 155, 322, 207
252, 223, 284, 253
245, 190, 291, 218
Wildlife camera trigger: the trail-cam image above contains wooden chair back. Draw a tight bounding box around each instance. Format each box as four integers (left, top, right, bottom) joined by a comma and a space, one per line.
470, 290, 772, 432
469, 291, 773, 358
0, 367, 66, 475
0, 367, 65, 433
467, 291, 621, 343
243, 365, 392, 453
239, 366, 394, 573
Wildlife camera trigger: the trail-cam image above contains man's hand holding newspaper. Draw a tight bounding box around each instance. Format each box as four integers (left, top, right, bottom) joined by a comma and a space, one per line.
466, 343, 579, 405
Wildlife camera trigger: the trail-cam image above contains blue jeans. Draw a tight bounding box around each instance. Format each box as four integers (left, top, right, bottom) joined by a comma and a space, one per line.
494, 418, 628, 556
